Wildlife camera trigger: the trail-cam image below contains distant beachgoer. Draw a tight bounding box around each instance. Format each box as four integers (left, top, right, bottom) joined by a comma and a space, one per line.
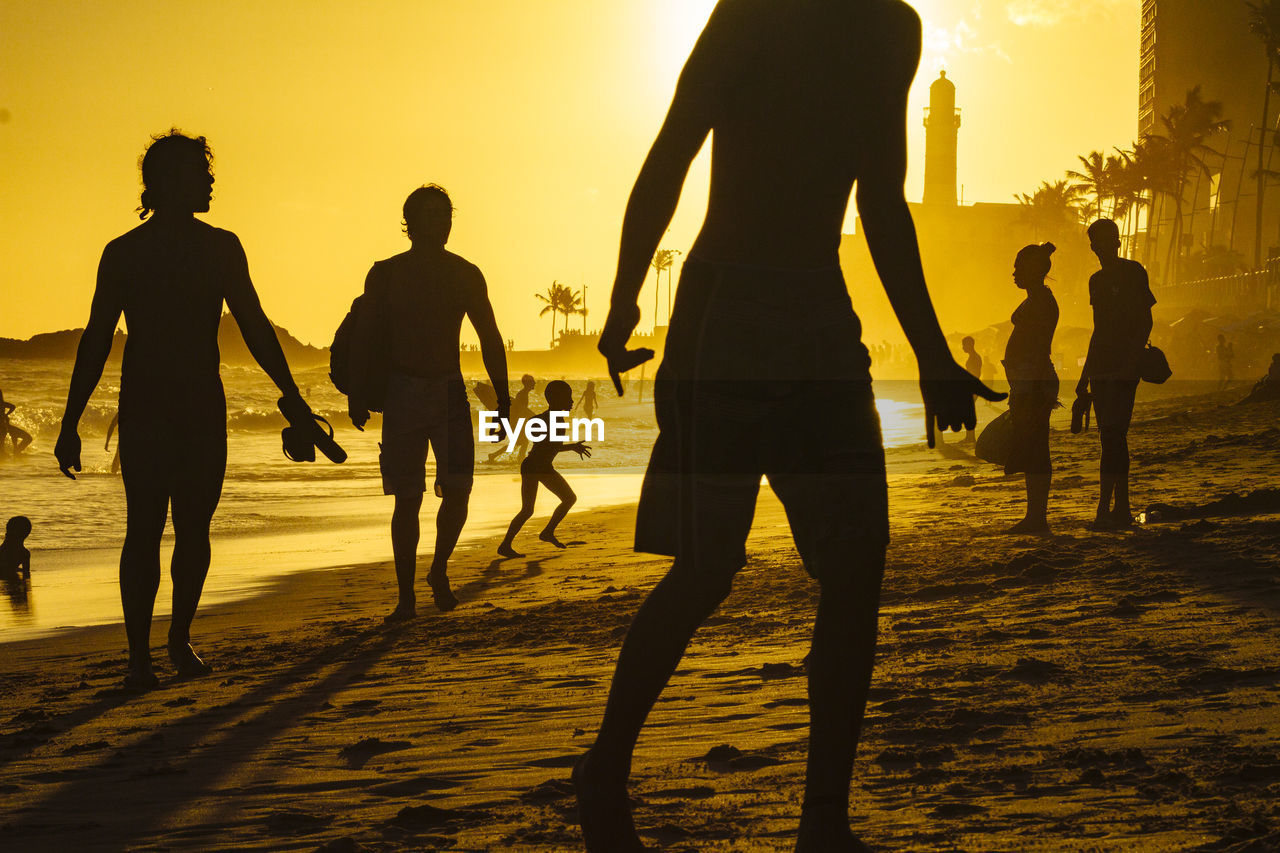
1238, 353, 1280, 404
573, 380, 599, 419
578, 2, 1004, 849
1074, 218, 1155, 530
104, 412, 122, 474
1002, 244, 1060, 534
486, 374, 536, 463
0, 516, 31, 579
55, 130, 319, 689
1216, 334, 1235, 389
961, 336, 983, 443
347, 184, 510, 621
497, 380, 590, 557
0, 388, 33, 454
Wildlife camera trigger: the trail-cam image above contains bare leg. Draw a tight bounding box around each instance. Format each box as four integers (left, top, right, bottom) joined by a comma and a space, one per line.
499, 474, 538, 557
537, 469, 577, 547
120, 484, 168, 688
389, 491, 423, 619
797, 547, 885, 852
1007, 473, 1051, 534
576, 563, 734, 851
427, 489, 469, 611
168, 468, 222, 676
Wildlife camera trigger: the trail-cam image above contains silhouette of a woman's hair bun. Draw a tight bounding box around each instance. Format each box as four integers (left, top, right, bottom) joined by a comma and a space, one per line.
1016, 242, 1055, 277
137, 129, 214, 220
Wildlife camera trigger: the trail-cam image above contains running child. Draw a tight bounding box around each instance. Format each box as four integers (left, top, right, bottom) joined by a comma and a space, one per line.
497, 380, 590, 557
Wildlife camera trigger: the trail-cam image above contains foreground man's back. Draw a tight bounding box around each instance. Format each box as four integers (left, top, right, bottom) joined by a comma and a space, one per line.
662, 0, 921, 267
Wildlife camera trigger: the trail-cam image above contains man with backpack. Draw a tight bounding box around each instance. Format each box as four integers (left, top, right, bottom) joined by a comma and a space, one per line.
346, 185, 510, 620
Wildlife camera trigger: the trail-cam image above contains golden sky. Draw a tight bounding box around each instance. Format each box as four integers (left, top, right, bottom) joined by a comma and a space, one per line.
0, 0, 1136, 348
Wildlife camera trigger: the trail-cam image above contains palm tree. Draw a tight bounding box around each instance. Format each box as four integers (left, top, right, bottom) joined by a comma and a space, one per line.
1249, 1, 1280, 268
1127, 135, 1180, 268
1067, 151, 1110, 221
650, 249, 680, 329
555, 284, 585, 340
536, 281, 572, 349
1149, 87, 1230, 284
1015, 180, 1082, 242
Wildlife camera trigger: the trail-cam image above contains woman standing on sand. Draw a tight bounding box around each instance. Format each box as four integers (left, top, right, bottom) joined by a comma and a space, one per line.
55, 130, 317, 689
1003, 243, 1060, 534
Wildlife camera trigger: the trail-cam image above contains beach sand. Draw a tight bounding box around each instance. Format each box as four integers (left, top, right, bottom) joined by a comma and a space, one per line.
2, 391, 1279, 851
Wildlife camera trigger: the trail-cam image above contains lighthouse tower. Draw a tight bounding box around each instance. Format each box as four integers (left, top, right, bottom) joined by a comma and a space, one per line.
923, 71, 961, 207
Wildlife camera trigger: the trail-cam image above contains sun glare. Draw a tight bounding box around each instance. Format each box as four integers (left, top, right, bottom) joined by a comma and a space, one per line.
653, 0, 718, 78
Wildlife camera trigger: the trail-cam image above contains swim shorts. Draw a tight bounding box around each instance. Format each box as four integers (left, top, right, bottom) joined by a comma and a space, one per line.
380, 372, 475, 497
634, 257, 888, 579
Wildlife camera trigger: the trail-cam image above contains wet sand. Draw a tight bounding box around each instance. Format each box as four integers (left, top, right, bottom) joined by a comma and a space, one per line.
2, 390, 1279, 851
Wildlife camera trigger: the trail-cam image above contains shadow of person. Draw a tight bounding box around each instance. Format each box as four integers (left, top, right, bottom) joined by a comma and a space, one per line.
580, 2, 1004, 851
54, 130, 321, 690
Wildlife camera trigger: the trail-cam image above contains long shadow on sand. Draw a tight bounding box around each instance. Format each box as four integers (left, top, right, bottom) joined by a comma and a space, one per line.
4, 622, 408, 848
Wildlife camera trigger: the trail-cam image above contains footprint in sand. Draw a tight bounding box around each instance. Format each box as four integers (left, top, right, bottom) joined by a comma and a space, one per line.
701, 744, 784, 772
338, 736, 412, 770
388, 803, 490, 831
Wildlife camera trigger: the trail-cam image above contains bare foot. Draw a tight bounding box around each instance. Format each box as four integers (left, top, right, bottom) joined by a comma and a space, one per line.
123, 661, 159, 691
497, 542, 524, 558
427, 570, 458, 612
1005, 517, 1051, 536
796, 804, 870, 852
383, 602, 417, 624
573, 751, 646, 852
167, 641, 213, 677
539, 531, 567, 549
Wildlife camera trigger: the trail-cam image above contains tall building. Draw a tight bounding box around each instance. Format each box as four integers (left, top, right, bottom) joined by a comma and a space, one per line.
1138, 0, 1273, 275
923, 71, 961, 207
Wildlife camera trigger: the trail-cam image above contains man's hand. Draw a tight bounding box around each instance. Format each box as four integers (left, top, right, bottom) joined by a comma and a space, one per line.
54, 426, 81, 480
598, 301, 654, 396
919, 358, 1006, 448
571, 442, 592, 459
348, 398, 370, 432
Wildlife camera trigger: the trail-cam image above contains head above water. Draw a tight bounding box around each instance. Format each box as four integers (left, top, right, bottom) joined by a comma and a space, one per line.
138, 130, 214, 220
544, 380, 572, 410
1013, 242, 1055, 288
402, 184, 453, 247
1088, 218, 1122, 262
5, 516, 31, 542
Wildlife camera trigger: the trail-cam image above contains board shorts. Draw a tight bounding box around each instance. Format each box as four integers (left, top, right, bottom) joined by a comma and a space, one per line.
380, 372, 474, 497
635, 256, 888, 581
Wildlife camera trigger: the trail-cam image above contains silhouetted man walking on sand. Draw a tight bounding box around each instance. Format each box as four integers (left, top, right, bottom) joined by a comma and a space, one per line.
348, 185, 510, 620
577, 2, 1003, 850
55, 131, 320, 689
1075, 218, 1154, 530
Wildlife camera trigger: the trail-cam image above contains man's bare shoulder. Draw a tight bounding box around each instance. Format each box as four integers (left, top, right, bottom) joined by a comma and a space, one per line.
442, 249, 486, 287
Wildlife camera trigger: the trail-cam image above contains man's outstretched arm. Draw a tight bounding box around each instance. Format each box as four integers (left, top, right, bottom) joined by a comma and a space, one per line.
599, 2, 739, 391
855, 8, 1003, 441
